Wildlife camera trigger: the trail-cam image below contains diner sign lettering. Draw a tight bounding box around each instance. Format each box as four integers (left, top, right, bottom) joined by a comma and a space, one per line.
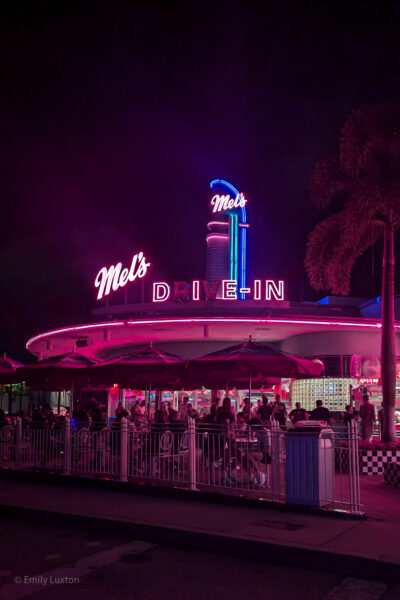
95, 252, 150, 300
210, 193, 247, 213
153, 280, 285, 302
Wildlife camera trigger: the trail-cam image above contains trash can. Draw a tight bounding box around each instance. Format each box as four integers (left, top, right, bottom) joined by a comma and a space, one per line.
285, 422, 334, 508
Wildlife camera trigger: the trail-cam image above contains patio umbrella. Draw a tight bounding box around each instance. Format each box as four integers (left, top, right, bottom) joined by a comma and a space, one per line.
88, 345, 186, 418
88, 345, 186, 388
0, 354, 23, 384
185, 340, 323, 383
17, 352, 102, 390
0, 354, 24, 415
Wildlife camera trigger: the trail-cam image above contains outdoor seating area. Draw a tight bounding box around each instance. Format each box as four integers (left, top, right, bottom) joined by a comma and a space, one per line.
0, 411, 364, 515
2, 340, 398, 518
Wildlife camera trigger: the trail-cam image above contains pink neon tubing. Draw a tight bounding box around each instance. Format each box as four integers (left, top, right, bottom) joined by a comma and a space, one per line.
206, 234, 230, 241
26, 316, 395, 351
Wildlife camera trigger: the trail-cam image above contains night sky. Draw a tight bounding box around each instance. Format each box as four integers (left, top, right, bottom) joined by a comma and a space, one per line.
1, 1, 400, 359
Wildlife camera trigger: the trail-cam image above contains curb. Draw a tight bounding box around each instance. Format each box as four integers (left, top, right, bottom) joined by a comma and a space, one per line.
0, 468, 365, 520
0, 502, 398, 583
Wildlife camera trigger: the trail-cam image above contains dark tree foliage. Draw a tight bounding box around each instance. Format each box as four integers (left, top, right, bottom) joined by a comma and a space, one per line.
306, 103, 400, 441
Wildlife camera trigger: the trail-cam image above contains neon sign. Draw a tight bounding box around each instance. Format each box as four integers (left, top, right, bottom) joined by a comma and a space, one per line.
209, 180, 248, 299
153, 282, 170, 302
210, 193, 247, 213
95, 252, 150, 300
152, 279, 285, 302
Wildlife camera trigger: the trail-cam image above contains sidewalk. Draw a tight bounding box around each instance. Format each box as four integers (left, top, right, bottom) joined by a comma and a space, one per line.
0, 474, 399, 582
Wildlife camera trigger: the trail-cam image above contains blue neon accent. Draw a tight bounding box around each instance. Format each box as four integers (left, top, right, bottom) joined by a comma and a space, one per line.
317, 296, 329, 304
210, 178, 239, 196
228, 214, 239, 282
232, 213, 238, 282
240, 227, 246, 299
210, 179, 247, 225
210, 179, 247, 299
229, 214, 235, 280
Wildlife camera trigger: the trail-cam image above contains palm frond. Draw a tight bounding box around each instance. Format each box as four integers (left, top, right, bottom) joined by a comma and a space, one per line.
340, 102, 400, 178
305, 209, 383, 295
310, 158, 345, 208
305, 214, 345, 291
307, 103, 400, 296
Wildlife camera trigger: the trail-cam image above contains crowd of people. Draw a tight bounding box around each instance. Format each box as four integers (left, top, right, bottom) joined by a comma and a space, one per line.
116, 394, 293, 431
111, 394, 334, 433
110, 393, 385, 444
0, 391, 384, 443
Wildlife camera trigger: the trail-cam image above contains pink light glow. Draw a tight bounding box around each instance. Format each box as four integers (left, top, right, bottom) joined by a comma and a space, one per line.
254, 280, 261, 300
206, 234, 230, 242
26, 316, 391, 352
125, 317, 385, 329
26, 321, 125, 348
207, 221, 229, 228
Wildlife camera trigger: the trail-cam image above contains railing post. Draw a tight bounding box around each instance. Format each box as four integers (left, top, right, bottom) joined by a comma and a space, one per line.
348, 420, 362, 515
188, 417, 197, 491
120, 417, 128, 482
64, 415, 71, 475
270, 419, 281, 501
16, 417, 22, 467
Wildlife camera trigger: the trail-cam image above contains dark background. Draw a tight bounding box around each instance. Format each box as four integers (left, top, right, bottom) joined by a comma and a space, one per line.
1, 0, 399, 359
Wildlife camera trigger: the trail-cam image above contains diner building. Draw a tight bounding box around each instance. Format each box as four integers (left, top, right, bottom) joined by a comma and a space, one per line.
23, 179, 400, 416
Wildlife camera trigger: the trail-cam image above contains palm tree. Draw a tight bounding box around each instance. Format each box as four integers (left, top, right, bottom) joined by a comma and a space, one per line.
305, 103, 400, 442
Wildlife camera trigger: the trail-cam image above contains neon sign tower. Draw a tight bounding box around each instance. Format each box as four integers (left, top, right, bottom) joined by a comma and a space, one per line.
207, 179, 248, 299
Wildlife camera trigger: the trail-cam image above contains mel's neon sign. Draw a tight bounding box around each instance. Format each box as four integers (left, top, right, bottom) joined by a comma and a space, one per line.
95, 252, 151, 300
210, 193, 247, 214
152, 280, 285, 302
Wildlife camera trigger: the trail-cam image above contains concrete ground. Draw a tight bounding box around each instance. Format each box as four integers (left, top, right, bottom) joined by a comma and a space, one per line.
359, 475, 400, 522
1, 476, 400, 576
0, 517, 399, 600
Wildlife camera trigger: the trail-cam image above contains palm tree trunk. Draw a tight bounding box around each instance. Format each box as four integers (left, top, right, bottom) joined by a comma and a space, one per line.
381, 222, 397, 442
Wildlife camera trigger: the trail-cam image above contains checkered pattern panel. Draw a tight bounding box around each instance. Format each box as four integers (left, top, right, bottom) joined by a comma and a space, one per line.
361, 451, 400, 475
384, 461, 400, 487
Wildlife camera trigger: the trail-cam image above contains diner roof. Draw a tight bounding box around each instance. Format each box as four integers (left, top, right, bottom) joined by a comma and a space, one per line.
26, 313, 398, 361
26, 296, 400, 360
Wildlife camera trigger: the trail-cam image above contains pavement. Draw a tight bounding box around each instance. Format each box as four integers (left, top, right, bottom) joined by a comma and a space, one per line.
1, 516, 399, 600
0, 472, 399, 583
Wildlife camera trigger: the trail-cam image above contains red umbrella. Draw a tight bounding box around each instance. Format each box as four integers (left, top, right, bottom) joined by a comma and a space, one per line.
185, 340, 323, 381
0, 354, 23, 384
88, 345, 186, 388
0, 354, 24, 415
17, 352, 102, 390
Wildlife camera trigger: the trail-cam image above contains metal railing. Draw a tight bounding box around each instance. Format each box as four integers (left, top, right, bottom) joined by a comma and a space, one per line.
0, 417, 363, 515
128, 426, 189, 486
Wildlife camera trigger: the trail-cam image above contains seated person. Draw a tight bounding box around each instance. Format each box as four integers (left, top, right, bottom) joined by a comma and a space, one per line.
289, 403, 308, 424
146, 409, 169, 454
89, 408, 106, 431
216, 397, 236, 425
168, 409, 186, 452
310, 400, 331, 424
247, 417, 271, 464
236, 412, 248, 432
